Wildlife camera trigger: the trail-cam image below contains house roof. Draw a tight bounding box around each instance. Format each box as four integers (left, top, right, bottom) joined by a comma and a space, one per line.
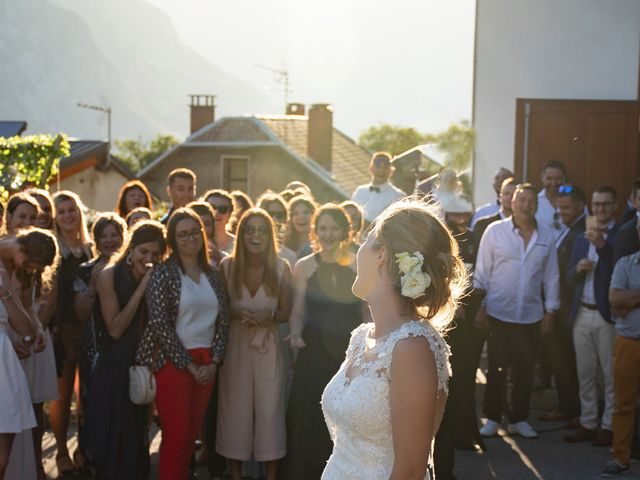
62, 140, 109, 170
60, 140, 133, 179
256, 115, 371, 196
0, 121, 27, 138
139, 114, 371, 197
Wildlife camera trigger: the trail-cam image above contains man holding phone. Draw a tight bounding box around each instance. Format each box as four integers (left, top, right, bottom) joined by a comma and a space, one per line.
564, 186, 620, 446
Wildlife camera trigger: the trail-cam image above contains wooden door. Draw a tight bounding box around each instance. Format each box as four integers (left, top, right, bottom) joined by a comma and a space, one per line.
514, 99, 639, 217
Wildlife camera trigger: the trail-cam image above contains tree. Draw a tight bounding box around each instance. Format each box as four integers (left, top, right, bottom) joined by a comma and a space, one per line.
424, 120, 475, 171
114, 134, 180, 172
358, 124, 425, 156
0, 134, 70, 200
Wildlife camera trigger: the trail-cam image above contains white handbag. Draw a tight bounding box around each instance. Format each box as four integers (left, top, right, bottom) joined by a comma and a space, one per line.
129, 305, 158, 405
129, 364, 157, 405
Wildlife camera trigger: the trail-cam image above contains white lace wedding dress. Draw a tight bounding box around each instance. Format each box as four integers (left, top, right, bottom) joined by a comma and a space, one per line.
321, 320, 451, 480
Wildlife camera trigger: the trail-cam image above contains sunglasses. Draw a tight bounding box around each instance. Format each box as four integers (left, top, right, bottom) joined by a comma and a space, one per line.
212, 205, 231, 215
176, 229, 202, 242
558, 185, 574, 194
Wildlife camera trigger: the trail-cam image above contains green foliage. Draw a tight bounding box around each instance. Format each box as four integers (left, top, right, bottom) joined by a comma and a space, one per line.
359, 120, 475, 170
114, 134, 180, 172
0, 134, 70, 201
358, 124, 426, 156
424, 120, 475, 171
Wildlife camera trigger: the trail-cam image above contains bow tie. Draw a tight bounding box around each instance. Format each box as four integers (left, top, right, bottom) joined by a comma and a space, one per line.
369, 186, 381, 193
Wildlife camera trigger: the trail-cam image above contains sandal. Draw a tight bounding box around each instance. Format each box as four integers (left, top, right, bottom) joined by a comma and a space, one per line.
56, 453, 79, 479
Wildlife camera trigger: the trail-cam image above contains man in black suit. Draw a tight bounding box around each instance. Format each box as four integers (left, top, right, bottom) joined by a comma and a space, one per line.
473, 177, 516, 249
540, 185, 586, 423
614, 178, 640, 263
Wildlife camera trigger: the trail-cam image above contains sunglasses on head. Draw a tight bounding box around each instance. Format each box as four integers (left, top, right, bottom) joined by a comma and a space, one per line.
558, 185, 574, 194
213, 205, 231, 215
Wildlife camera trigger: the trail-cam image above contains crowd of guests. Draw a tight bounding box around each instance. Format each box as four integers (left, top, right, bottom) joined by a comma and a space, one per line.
0, 149, 639, 480
0, 167, 369, 480
351, 152, 640, 479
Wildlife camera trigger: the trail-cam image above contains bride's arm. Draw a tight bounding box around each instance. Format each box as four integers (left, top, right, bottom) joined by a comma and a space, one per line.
389, 336, 437, 480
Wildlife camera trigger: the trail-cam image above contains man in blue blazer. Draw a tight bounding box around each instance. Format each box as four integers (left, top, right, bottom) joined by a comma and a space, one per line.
563, 186, 619, 447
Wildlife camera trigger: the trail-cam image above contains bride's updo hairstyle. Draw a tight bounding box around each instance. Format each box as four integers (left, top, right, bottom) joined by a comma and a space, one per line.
370, 198, 468, 331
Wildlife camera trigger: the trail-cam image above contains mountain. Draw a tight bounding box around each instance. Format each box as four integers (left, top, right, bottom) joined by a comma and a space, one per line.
0, 0, 277, 140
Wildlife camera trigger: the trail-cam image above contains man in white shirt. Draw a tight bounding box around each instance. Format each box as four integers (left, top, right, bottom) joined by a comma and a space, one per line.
474, 183, 560, 439
535, 160, 567, 238
470, 167, 514, 228
351, 152, 406, 223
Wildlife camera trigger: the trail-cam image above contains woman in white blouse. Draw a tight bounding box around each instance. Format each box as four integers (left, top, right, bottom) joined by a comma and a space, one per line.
135, 208, 230, 480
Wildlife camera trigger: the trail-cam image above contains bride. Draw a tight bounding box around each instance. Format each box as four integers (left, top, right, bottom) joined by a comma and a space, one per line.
321, 199, 467, 479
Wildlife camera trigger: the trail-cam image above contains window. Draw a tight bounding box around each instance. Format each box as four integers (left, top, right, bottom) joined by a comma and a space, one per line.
222, 156, 249, 192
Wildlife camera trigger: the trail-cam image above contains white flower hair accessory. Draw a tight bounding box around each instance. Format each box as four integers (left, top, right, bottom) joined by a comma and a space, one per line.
395, 251, 432, 299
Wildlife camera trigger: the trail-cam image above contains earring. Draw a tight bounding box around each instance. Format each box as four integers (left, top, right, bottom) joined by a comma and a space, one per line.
126, 253, 133, 266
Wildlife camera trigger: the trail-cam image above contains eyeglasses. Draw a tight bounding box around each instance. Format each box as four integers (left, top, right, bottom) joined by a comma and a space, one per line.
558, 185, 574, 194
176, 229, 202, 242
212, 205, 231, 215
243, 226, 270, 236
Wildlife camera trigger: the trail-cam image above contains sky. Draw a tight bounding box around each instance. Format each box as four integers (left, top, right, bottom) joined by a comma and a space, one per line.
144, 0, 476, 140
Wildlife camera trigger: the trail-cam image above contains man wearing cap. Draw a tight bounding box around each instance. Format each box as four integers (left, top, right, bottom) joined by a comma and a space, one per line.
351, 152, 406, 223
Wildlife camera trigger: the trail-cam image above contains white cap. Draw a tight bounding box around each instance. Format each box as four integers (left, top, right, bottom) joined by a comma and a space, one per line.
440, 193, 473, 213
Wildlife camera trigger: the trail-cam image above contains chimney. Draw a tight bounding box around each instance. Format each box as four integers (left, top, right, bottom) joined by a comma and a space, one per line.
286, 103, 306, 116
307, 103, 333, 171
189, 94, 216, 134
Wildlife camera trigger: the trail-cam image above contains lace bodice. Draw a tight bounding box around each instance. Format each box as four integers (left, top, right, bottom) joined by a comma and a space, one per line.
321, 320, 451, 480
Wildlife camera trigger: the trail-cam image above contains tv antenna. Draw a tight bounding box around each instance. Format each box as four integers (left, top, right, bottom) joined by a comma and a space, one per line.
77, 99, 112, 147
255, 64, 292, 112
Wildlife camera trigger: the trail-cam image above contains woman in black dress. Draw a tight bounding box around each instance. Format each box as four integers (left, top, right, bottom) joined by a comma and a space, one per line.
84, 220, 167, 479
281, 204, 362, 480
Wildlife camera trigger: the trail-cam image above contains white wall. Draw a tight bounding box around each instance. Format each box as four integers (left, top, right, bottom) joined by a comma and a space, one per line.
58, 167, 130, 212
473, 0, 640, 205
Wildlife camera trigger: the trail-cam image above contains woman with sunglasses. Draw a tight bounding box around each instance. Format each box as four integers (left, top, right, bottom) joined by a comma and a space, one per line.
49, 191, 93, 478
84, 220, 166, 480
135, 208, 229, 480
204, 189, 236, 254
216, 209, 292, 480
228, 190, 254, 235
0, 228, 59, 480
283, 197, 317, 259
188, 201, 225, 268
256, 192, 297, 269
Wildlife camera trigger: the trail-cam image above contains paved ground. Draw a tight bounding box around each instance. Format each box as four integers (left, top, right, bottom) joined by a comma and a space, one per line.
41, 387, 640, 479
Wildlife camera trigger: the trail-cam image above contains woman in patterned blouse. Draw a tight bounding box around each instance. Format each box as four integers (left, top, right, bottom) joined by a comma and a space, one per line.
135, 207, 230, 480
